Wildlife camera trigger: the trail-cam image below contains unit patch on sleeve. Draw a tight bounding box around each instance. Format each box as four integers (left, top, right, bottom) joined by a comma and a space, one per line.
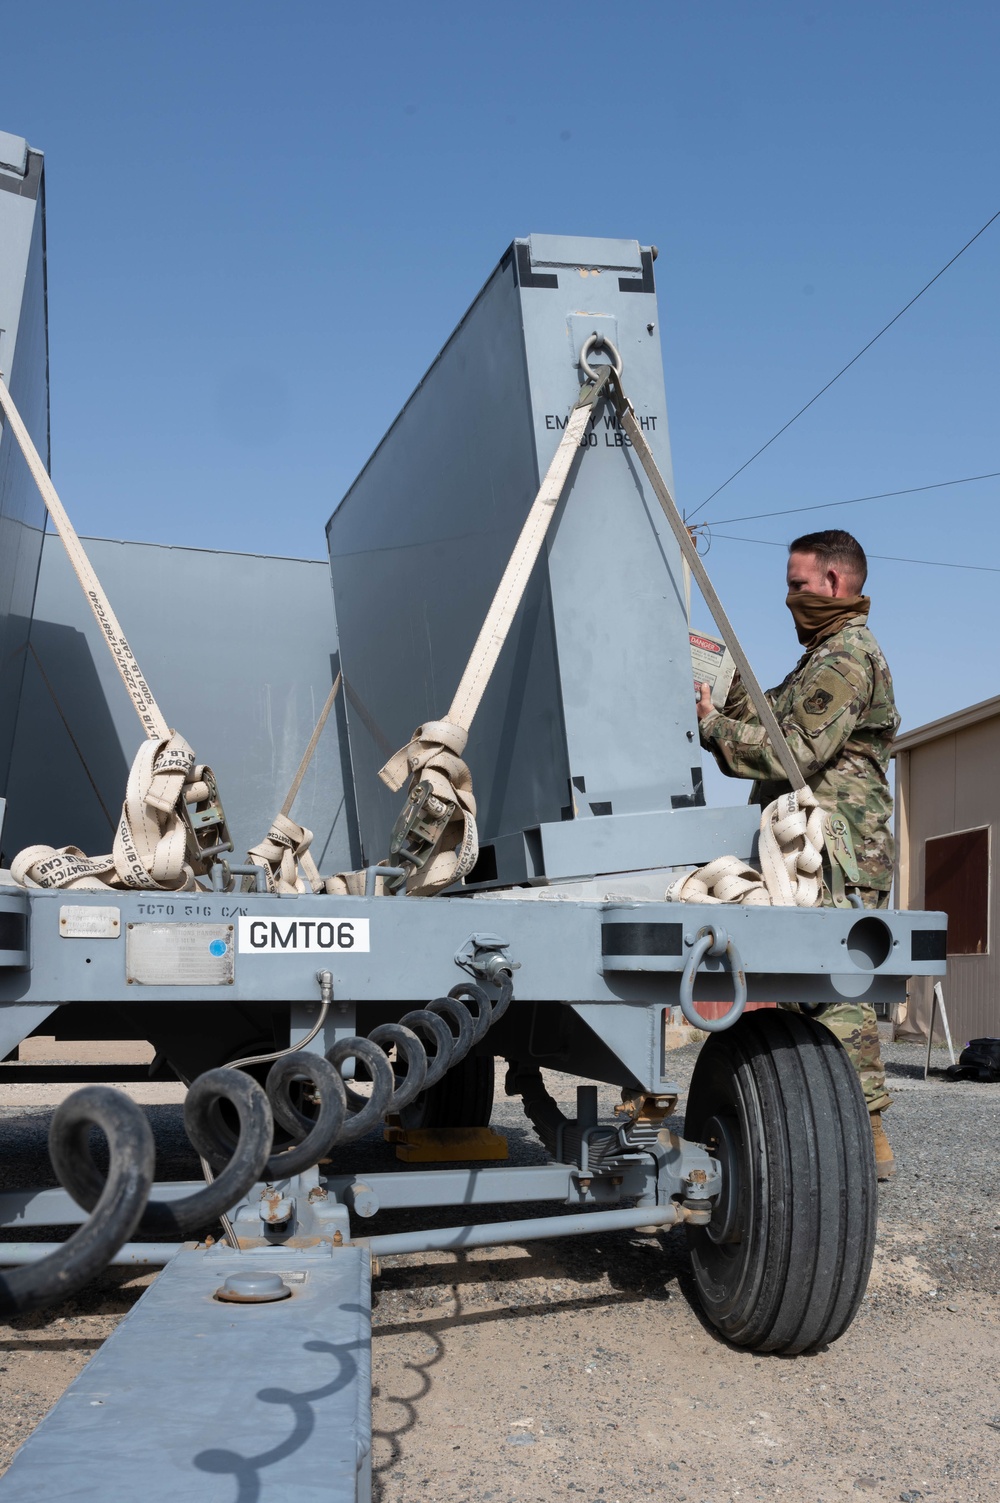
803, 687, 834, 716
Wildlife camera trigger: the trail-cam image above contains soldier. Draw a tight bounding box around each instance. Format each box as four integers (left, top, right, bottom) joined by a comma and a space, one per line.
696, 529, 899, 1179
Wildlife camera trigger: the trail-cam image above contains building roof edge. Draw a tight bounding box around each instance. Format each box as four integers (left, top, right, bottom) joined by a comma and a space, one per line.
894, 692, 1000, 754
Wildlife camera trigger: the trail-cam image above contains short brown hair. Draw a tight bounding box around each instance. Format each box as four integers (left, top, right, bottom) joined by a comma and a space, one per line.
788, 529, 868, 591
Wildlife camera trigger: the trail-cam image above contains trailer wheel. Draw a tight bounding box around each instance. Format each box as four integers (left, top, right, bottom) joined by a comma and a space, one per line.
399, 1053, 495, 1130
683, 1009, 876, 1355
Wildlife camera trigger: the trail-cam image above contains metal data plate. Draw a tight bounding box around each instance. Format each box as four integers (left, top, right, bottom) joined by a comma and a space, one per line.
59, 905, 121, 939
125, 923, 234, 986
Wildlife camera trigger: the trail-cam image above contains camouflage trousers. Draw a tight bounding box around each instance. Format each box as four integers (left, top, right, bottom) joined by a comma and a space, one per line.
779, 887, 891, 1114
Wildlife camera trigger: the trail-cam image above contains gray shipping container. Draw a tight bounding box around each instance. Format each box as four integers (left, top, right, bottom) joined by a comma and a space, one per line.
0, 132, 48, 797
327, 234, 755, 885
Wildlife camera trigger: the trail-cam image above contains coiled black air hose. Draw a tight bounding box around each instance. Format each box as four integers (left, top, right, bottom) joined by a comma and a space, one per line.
0, 973, 516, 1313
261, 976, 514, 1151
263, 1052, 347, 1178
57, 1069, 275, 1240
0, 1087, 155, 1318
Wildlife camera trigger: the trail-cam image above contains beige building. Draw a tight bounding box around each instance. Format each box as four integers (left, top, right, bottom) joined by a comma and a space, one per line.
894, 693, 1000, 1043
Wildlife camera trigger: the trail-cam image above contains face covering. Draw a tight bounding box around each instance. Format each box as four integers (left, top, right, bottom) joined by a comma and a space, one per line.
785, 591, 870, 647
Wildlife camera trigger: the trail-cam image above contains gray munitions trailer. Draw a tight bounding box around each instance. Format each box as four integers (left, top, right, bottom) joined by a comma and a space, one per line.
0, 229, 946, 1501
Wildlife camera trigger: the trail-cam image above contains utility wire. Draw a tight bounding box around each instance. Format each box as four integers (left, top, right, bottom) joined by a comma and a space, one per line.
711, 531, 1000, 574
703, 469, 1000, 528
686, 206, 1000, 523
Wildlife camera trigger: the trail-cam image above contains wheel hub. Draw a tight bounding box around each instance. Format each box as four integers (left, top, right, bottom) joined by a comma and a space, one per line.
702, 1113, 743, 1245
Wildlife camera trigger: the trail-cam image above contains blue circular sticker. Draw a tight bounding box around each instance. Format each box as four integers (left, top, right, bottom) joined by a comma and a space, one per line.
209, 939, 228, 958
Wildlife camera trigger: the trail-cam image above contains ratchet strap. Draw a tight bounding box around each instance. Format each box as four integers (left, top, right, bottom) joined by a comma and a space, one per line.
595, 365, 827, 908
244, 674, 342, 895
0, 377, 231, 891
602, 368, 806, 794
824, 814, 861, 909
376, 344, 811, 897
379, 719, 478, 896
376, 369, 612, 895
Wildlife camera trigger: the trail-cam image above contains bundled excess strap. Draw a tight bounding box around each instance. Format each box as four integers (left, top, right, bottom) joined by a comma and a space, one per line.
244, 676, 342, 895
666, 788, 827, 909
245, 813, 324, 896
12, 734, 223, 893
378, 719, 478, 897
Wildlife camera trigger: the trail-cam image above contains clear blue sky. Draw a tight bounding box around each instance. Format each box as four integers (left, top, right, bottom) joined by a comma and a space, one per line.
3, 0, 999, 787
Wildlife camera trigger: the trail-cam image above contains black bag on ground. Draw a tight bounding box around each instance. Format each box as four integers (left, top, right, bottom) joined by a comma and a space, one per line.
947, 1037, 1000, 1082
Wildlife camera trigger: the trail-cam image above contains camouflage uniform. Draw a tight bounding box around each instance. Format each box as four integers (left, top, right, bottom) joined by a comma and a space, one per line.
699, 610, 899, 1112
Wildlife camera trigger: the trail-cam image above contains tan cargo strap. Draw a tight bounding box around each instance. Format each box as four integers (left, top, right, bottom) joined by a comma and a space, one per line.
244, 675, 341, 895
375, 342, 806, 898
445, 369, 611, 733
666, 788, 827, 909
245, 812, 325, 897
0, 377, 168, 741
376, 368, 613, 895
11, 734, 228, 893
0, 377, 231, 892
379, 720, 478, 897
603, 368, 807, 794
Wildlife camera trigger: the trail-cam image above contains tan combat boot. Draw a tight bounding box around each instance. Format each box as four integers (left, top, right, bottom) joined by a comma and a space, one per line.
870, 1111, 895, 1180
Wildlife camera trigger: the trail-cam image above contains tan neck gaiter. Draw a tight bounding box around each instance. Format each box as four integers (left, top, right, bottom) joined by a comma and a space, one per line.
786, 591, 870, 648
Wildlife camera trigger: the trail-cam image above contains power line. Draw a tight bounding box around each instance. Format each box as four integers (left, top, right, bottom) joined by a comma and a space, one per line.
703, 469, 1000, 527
685, 205, 1000, 523
711, 531, 1000, 574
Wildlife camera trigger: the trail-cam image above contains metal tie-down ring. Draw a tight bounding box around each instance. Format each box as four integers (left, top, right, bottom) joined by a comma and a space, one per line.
579, 331, 624, 380
678, 923, 748, 1033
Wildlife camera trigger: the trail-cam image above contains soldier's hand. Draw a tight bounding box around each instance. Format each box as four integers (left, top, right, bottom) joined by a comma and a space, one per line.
695, 682, 715, 721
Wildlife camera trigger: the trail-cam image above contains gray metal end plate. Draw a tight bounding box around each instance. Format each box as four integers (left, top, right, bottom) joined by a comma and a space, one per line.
1, 1246, 373, 1501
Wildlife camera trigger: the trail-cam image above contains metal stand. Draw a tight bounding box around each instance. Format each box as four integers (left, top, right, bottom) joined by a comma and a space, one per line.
924, 981, 958, 1079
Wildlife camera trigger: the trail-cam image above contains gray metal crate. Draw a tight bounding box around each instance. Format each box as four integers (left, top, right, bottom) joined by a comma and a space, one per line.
327, 234, 756, 885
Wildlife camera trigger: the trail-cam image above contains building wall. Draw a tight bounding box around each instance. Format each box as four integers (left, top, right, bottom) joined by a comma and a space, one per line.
897, 714, 1000, 1041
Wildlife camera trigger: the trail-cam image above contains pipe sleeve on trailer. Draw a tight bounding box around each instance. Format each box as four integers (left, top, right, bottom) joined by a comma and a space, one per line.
0, 1243, 182, 1268
363, 1204, 683, 1258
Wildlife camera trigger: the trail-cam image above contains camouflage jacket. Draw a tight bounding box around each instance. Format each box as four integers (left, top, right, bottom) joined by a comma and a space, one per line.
699, 614, 900, 891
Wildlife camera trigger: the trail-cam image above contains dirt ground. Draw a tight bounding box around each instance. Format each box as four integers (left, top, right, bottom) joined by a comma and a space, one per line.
0, 1036, 998, 1502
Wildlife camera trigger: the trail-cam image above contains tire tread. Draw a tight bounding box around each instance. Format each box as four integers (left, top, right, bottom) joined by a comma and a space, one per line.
685, 1010, 876, 1354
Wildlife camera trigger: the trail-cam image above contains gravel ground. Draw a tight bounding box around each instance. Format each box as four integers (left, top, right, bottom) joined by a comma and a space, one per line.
0, 1034, 998, 1502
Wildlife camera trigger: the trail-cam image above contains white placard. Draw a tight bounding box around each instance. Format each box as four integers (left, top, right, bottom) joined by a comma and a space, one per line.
59, 905, 121, 939
690, 630, 736, 709
238, 916, 370, 954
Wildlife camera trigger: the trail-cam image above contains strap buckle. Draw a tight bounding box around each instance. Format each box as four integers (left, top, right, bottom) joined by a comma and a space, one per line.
824, 815, 860, 909
387, 779, 455, 890
181, 766, 234, 874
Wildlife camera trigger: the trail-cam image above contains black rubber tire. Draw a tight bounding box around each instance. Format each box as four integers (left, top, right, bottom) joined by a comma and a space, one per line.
399, 1053, 495, 1130
684, 1008, 877, 1355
